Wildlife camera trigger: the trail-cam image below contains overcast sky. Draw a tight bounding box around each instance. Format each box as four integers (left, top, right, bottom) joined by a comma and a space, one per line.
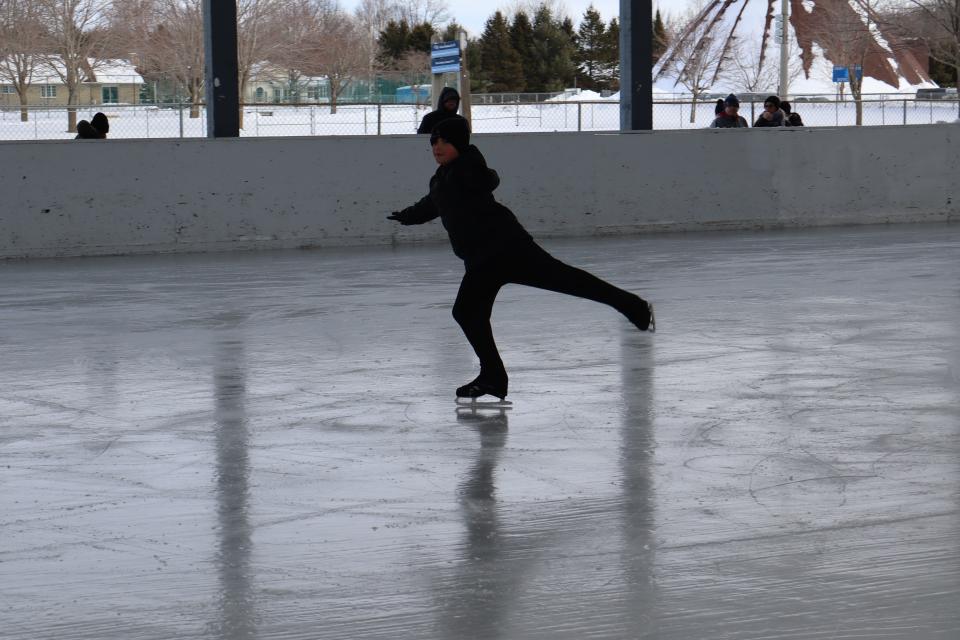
340, 1, 691, 37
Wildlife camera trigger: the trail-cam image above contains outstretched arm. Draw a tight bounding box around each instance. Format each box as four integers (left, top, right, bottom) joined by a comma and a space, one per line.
387, 194, 439, 225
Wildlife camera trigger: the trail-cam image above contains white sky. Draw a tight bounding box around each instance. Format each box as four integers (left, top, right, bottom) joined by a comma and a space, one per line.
340, 1, 691, 37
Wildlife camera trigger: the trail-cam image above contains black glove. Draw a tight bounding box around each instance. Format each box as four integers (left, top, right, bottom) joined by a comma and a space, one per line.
387, 207, 415, 225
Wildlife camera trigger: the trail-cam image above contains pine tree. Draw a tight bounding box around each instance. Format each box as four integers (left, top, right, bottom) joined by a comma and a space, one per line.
528, 5, 577, 91
575, 6, 607, 90
510, 11, 536, 91
408, 22, 435, 53
652, 9, 668, 64
479, 11, 524, 92
378, 20, 411, 65
603, 18, 620, 90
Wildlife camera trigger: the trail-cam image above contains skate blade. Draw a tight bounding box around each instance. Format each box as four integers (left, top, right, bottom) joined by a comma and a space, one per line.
455, 397, 513, 409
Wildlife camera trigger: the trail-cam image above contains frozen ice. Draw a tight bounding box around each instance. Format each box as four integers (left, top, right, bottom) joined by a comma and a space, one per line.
1, 224, 958, 639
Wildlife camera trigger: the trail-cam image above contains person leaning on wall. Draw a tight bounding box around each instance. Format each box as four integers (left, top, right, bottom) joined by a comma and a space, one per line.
710, 94, 749, 128
754, 96, 786, 127
781, 101, 805, 126
75, 112, 109, 139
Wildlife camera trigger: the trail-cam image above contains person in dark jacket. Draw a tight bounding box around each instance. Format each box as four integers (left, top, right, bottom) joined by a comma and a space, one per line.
754, 95, 786, 127
710, 94, 749, 128
781, 101, 804, 126
75, 112, 109, 139
388, 116, 655, 401
417, 87, 461, 134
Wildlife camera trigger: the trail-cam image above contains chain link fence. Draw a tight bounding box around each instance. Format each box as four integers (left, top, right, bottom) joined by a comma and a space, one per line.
2, 95, 957, 140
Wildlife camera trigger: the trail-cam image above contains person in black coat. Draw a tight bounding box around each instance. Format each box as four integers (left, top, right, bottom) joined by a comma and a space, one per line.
416, 87, 461, 134
75, 112, 109, 139
754, 95, 786, 127
388, 116, 655, 401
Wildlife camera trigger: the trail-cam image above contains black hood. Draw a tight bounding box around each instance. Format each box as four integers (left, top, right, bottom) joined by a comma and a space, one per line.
437, 87, 460, 111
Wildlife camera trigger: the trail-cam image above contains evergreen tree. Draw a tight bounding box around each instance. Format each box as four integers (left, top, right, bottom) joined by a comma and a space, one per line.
510, 11, 536, 91
528, 5, 577, 91
378, 20, 411, 65
652, 9, 668, 64
408, 22, 435, 53
479, 12, 524, 92
439, 22, 465, 43
603, 18, 620, 90
575, 6, 607, 90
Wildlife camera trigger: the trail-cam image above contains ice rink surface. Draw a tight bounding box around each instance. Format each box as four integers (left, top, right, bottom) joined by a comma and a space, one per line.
2, 223, 959, 639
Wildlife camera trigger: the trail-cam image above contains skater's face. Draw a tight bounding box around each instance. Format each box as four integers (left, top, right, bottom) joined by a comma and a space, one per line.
432, 137, 460, 165
443, 98, 459, 112
725, 105, 739, 116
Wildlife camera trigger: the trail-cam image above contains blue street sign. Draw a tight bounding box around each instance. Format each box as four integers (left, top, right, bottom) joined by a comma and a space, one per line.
431, 41, 460, 74
832, 65, 863, 82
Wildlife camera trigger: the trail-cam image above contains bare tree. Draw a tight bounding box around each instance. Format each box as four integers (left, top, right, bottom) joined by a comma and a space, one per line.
808, 0, 883, 125
237, 0, 285, 127
38, 0, 112, 132
727, 36, 804, 95
118, 0, 205, 116
301, 8, 371, 113
390, 0, 449, 27
0, 0, 45, 121
907, 0, 960, 117
658, 4, 730, 122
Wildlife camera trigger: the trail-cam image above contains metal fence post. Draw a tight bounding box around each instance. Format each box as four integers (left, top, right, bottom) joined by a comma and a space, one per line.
178, 101, 184, 138
903, 99, 907, 125
377, 103, 382, 136
577, 102, 582, 131
516, 100, 520, 127
881, 95, 885, 125
145, 107, 150, 138
364, 105, 368, 134
310, 106, 316, 136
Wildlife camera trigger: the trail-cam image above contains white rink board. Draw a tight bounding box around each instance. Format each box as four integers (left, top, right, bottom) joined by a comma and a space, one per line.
0, 124, 958, 258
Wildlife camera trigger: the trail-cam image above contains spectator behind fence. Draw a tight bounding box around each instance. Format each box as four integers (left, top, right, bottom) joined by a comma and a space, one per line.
781, 101, 805, 127
710, 94, 749, 128
715, 98, 725, 116
754, 96, 786, 127
417, 87, 461, 134
75, 112, 109, 139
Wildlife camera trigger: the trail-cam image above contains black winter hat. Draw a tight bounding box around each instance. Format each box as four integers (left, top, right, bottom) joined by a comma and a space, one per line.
430, 115, 470, 152
764, 95, 781, 108
91, 112, 109, 134
724, 93, 740, 108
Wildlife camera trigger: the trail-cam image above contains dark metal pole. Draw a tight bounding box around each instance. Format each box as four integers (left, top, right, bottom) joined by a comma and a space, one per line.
620, 0, 653, 131
203, 0, 240, 138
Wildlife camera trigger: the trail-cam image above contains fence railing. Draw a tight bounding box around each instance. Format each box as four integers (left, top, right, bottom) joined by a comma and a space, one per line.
1, 97, 957, 141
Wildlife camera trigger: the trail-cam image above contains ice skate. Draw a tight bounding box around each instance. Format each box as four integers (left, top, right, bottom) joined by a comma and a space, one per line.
455, 375, 510, 407
627, 298, 656, 333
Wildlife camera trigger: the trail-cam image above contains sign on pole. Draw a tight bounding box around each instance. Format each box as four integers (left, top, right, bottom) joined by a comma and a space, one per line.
832, 65, 862, 83
431, 41, 460, 74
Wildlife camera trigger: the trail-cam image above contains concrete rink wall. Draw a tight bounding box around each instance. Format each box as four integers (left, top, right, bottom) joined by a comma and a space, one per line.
1, 123, 958, 259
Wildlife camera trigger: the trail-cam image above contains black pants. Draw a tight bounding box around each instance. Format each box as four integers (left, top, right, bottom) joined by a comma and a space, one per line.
452, 240, 643, 382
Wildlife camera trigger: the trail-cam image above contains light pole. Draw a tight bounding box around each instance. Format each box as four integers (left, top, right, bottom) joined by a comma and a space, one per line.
778, 0, 789, 99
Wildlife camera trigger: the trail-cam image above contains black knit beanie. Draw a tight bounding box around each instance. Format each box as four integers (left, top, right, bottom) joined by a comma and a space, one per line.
430, 116, 470, 152
724, 93, 740, 108
91, 112, 109, 134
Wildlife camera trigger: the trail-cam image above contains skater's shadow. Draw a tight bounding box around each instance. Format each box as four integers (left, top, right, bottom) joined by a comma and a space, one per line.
435, 408, 510, 637
209, 329, 257, 639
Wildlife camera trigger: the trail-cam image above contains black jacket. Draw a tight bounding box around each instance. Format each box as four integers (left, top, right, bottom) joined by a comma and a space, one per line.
394, 145, 532, 267
417, 87, 461, 134
754, 110, 786, 127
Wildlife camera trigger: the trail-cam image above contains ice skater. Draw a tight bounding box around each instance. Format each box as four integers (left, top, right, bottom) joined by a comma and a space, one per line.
388, 116, 654, 402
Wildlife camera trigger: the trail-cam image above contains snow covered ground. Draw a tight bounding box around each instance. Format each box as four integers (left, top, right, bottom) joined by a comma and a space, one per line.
1, 97, 957, 141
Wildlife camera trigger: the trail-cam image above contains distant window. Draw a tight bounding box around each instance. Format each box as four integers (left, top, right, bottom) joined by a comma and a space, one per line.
272, 87, 282, 102
102, 86, 118, 104
40, 85, 57, 98
255, 87, 265, 101
0, 85, 15, 94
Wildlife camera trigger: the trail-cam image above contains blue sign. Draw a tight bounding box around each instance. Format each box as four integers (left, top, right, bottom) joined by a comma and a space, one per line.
832, 65, 863, 83
431, 41, 460, 74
